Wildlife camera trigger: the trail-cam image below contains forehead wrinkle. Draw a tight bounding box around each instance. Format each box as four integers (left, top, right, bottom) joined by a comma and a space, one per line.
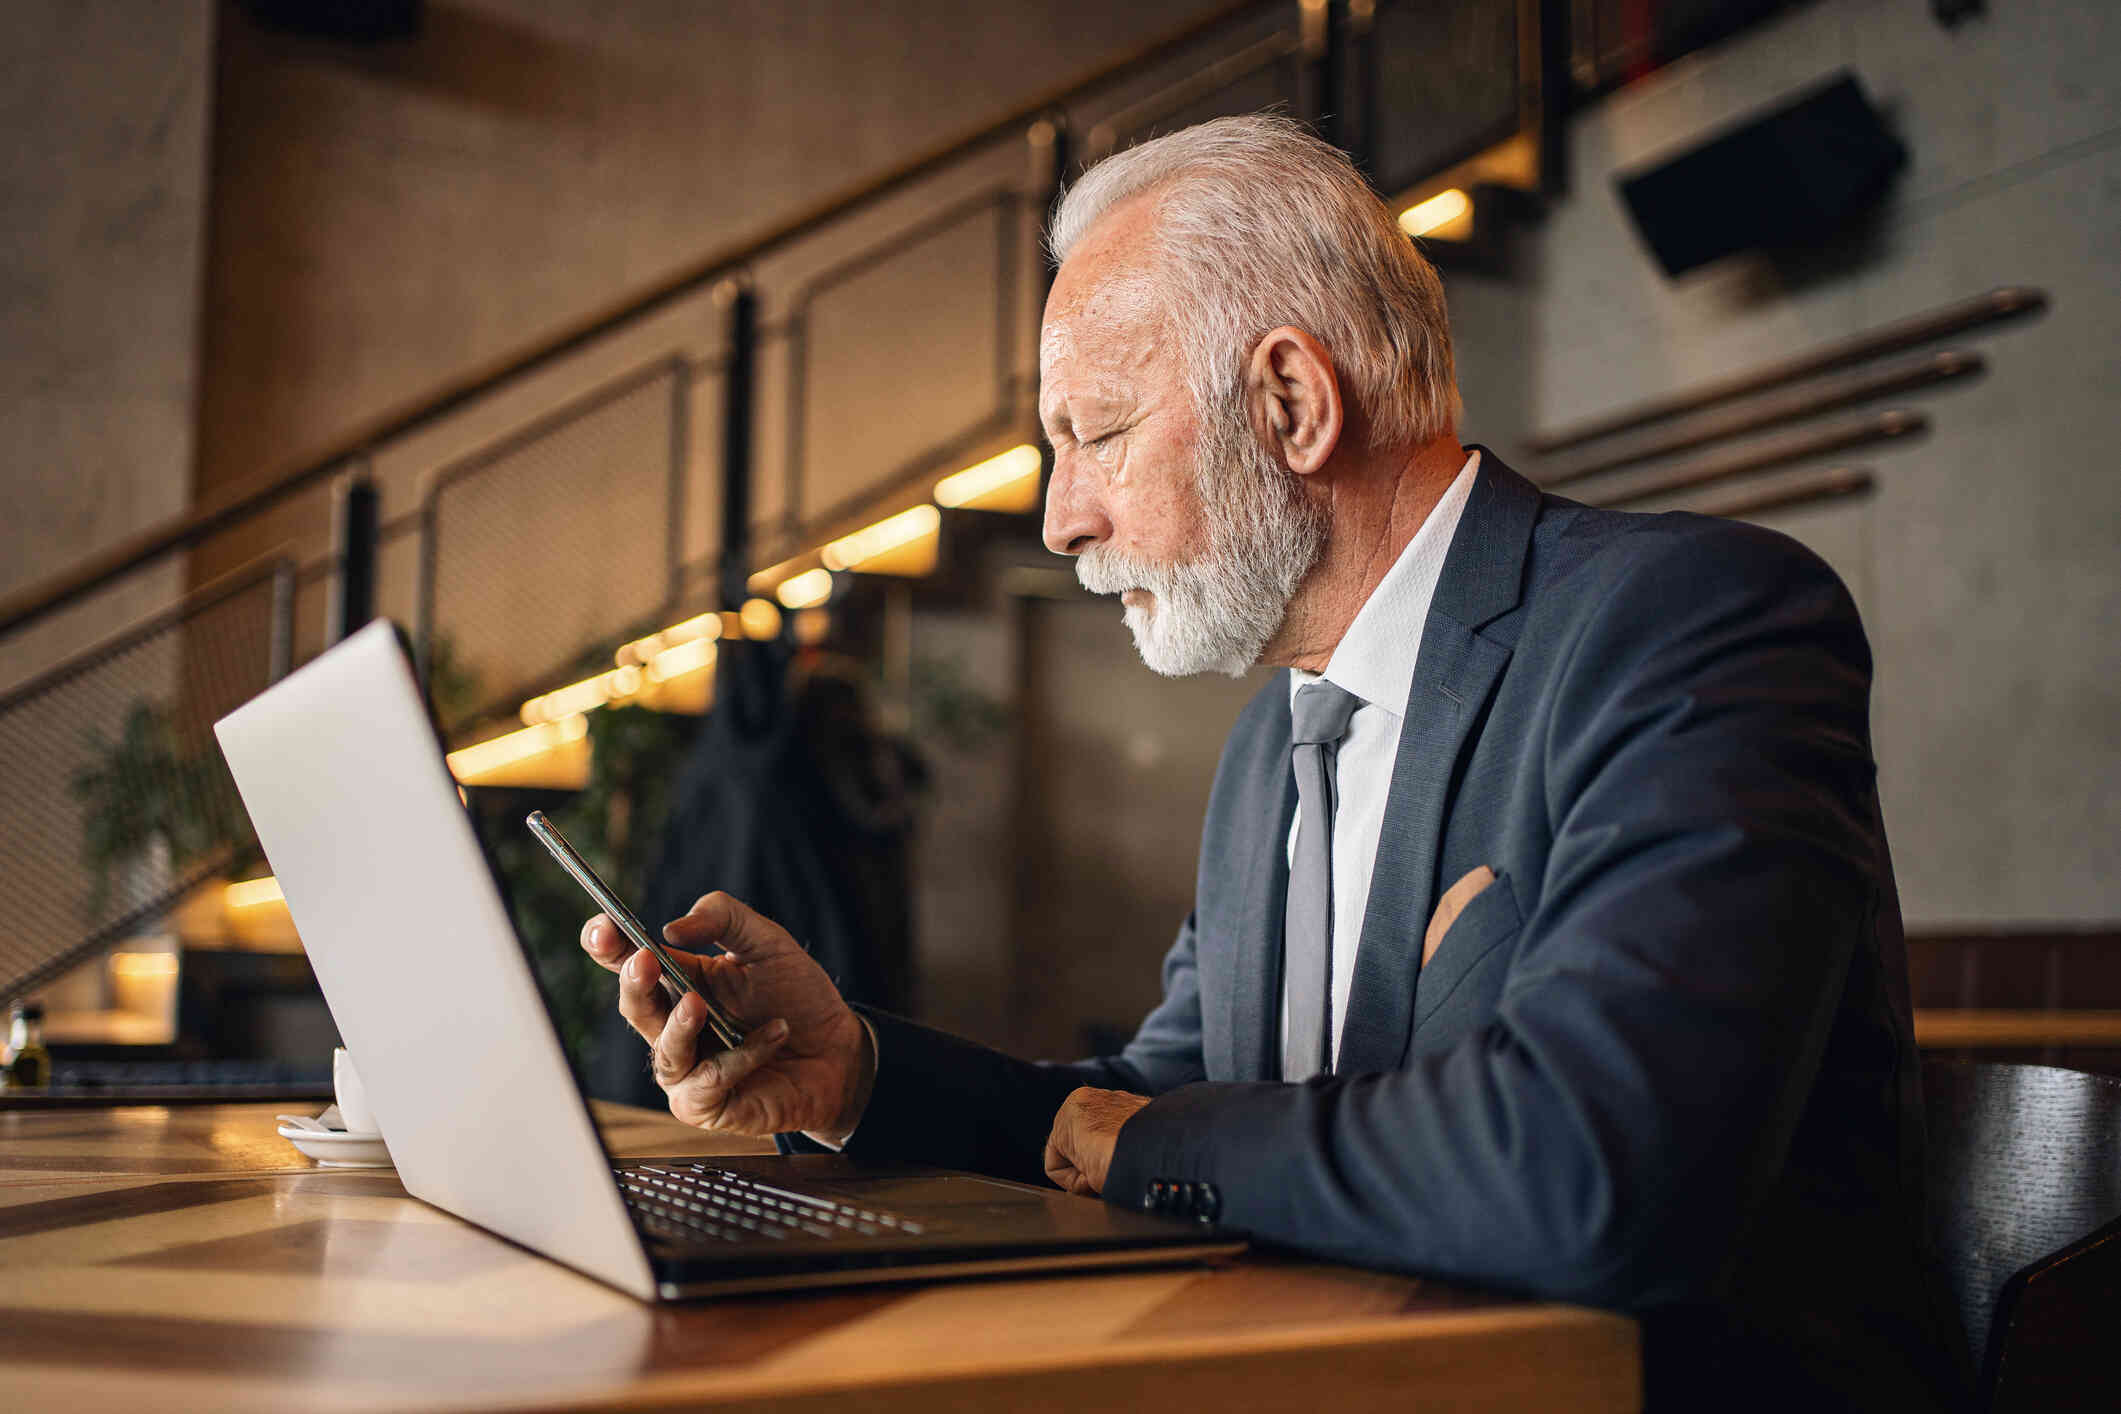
1042, 189, 1174, 382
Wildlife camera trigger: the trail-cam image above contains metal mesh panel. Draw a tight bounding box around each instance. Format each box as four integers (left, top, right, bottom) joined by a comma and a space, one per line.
291, 559, 336, 667
794, 196, 1016, 523
1120, 42, 1301, 148
1367, 0, 1522, 194
0, 561, 288, 1002
423, 364, 682, 727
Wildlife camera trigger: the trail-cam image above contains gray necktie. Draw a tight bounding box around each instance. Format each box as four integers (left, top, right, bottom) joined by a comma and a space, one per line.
1285, 680, 1363, 1082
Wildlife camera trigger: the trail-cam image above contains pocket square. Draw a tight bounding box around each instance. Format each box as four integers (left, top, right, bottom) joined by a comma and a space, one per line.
1423, 865, 1497, 966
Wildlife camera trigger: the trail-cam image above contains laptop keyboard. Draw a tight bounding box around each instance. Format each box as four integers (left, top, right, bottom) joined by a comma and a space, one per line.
617, 1163, 931, 1244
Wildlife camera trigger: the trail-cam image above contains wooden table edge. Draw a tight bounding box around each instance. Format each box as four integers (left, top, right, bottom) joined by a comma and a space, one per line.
482, 1302, 1640, 1414
1914, 1009, 2121, 1047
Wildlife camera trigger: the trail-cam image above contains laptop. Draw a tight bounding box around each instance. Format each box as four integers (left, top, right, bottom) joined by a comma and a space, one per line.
214, 619, 1241, 1300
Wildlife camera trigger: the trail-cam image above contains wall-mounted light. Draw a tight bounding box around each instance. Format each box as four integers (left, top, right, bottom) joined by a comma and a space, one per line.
822, 505, 940, 575
617, 611, 720, 668
739, 598, 783, 640
448, 714, 590, 783
507, 442, 1037, 745
522, 668, 627, 725
935, 444, 1042, 512
225, 876, 285, 910
746, 553, 813, 598
109, 948, 181, 1025
1398, 188, 1472, 240
777, 567, 836, 609
645, 635, 715, 684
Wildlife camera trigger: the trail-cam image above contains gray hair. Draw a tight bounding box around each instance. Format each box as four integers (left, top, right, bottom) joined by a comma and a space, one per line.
1048, 113, 1458, 452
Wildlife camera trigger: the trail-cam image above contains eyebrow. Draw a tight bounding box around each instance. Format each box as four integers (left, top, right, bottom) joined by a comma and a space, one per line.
1040, 395, 1126, 446
1036, 405, 1072, 448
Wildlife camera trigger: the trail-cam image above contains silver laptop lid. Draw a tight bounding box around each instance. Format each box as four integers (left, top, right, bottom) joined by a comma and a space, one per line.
215, 620, 655, 1298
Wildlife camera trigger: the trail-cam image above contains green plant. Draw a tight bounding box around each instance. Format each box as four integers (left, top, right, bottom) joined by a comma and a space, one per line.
70, 701, 252, 919
421, 631, 486, 730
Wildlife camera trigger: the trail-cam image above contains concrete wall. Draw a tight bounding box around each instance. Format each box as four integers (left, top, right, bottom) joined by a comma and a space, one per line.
180, 0, 1266, 1046
0, 0, 214, 690
194, 0, 1221, 505
1445, 0, 2120, 926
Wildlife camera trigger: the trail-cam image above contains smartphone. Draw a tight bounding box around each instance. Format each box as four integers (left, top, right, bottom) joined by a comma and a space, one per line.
525, 810, 746, 1052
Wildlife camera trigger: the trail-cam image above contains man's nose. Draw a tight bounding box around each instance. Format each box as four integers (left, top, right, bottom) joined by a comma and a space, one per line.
1042, 455, 1110, 556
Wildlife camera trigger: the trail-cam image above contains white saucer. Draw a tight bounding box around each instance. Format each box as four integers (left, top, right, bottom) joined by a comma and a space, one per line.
277, 1119, 393, 1168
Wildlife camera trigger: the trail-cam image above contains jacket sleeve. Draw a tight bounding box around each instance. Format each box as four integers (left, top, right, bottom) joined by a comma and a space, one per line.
798, 912, 1210, 1185
1105, 526, 1886, 1307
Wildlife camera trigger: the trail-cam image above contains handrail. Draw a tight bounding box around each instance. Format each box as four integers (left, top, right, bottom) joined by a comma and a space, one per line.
1541, 349, 1983, 488
1690, 466, 1874, 521
0, 0, 1277, 639
0, 557, 295, 717
1524, 286, 2047, 455
1570, 409, 1926, 508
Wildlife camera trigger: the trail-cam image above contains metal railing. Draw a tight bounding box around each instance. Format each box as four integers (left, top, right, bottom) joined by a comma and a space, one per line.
0, 560, 290, 1001
0, 0, 1300, 643
413, 357, 693, 728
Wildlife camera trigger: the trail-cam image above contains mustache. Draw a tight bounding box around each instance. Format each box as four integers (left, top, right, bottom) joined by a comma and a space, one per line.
1074, 544, 1172, 597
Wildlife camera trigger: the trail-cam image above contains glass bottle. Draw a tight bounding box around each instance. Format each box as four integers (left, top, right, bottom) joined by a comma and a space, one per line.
6, 1001, 50, 1089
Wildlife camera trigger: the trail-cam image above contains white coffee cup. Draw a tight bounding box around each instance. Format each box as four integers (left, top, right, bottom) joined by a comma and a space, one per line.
332, 1047, 378, 1135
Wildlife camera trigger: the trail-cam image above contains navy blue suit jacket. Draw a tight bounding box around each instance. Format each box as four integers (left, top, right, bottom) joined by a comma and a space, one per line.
813, 455, 1965, 1410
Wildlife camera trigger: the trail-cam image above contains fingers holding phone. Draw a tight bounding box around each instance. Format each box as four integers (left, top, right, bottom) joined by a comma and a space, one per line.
580, 914, 689, 1037
536, 809, 865, 1136
583, 921, 790, 1127
650, 995, 791, 1131
579, 911, 635, 970
573, 884, 874, 1138
533, 811, 744, 1050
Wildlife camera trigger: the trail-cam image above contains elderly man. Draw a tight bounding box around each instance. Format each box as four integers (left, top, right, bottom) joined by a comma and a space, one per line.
582, 116, 1962, 1410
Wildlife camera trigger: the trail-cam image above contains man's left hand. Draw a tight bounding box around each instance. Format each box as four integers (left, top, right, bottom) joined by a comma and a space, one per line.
1043, 1087, 1153, 1195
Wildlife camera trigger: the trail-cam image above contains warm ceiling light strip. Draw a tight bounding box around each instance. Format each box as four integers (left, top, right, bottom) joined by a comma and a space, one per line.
738, 444, 1038, 607
521, 664, 656, 726
738, 597, 783, 640
821, 505, 940, 571
618, 611, 721, 667
225, 876, 285, 910
776, 567, 835, 609
746, 553, 815, 597
1398, 187, 1471, 239
935, 444, 1042, 511
516, 607, 745, 730
449, 714, 589, 781
646, 636, 716, 683
557, 454, 1010, 724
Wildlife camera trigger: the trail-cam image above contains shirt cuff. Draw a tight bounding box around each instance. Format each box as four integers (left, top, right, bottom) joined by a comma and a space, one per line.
799, 1013, 878, 1152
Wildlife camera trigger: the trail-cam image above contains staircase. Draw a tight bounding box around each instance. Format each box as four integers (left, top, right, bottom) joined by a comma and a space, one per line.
0, 1, 1573, 1058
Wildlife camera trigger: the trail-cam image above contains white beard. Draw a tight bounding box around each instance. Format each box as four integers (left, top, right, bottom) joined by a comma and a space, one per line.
1074, 428, 1325, 678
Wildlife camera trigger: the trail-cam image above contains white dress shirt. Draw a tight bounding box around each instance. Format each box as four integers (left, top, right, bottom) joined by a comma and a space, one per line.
1281, 449, 1480, 1076
828, 450, 1481, 1146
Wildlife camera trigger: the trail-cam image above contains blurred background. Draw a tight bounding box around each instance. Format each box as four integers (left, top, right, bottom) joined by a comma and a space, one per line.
2, 0, 2114, 1104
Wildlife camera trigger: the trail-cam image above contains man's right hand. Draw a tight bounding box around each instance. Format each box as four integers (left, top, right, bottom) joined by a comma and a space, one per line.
580, 892, 874, 1143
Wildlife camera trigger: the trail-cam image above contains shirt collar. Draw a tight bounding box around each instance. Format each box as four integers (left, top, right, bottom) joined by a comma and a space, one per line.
1288, 448, 1481, 719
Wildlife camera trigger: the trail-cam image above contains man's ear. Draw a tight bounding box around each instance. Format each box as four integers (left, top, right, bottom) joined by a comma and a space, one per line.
1245, 326, 1343, 476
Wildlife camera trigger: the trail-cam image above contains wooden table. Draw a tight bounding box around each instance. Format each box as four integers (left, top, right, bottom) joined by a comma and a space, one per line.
1914, 1008, 2121, 1048
0, 1103, 1639, 1412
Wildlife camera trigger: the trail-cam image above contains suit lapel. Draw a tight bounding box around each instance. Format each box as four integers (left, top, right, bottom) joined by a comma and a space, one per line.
1336, 453, 1541, 1075
1224, 682, 1296, 1083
